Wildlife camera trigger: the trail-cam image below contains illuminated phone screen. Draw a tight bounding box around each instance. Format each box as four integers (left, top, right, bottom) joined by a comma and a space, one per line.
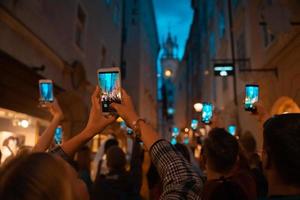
191, 119, 198, 130
202, 103, 213, 124
39, 81, 54, 102
98, 71, 121, 112
54, 126, 62, 144
228, 125, 236, 136
245, 84, 259, 111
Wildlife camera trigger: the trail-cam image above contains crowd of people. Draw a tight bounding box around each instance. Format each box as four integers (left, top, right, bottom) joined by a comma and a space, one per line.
0, 86, 300, 200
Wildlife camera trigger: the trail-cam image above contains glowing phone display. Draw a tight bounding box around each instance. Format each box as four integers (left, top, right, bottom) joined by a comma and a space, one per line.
228, 125, 236, 136
97, 68, 121, 113
191, 119, 198, 130
39, 80, 54, 102
245, 84, 259, 111
202, 103, 213, 124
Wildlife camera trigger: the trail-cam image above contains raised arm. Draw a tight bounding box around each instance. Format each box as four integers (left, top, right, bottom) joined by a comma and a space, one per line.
32, 99, 63, 152
59, 86, 116, 158
111, 90, 203, 200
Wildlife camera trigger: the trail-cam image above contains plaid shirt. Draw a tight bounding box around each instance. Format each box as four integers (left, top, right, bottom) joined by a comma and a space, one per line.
150, 140, 204, 200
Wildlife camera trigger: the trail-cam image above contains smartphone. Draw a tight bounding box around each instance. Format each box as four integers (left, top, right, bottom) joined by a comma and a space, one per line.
201, 103, 213, 124
54, 125, 63, 144
245, 84, 259, 111
191, 119, 198, 130
39, 79, 54, 103
127, 127, 133, 135
228, 125, 236, 136
170, 137, 177, 145
97, 68, 122, 113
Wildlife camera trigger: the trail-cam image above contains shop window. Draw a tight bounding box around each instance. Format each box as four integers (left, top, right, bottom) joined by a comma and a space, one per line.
0, 108, 49, 164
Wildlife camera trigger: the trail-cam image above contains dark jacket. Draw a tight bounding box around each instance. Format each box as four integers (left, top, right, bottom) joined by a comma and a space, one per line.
92, 140, 143, 200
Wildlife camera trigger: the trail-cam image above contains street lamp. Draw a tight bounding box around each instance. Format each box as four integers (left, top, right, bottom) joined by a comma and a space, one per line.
164, 69, 172, 77
193, 103, 203, 112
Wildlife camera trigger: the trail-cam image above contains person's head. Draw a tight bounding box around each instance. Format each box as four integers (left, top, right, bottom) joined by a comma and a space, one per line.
106, 146, 126, 172
203, 128, 239, 176
174, 143, 190, 162
263, 113, 300, 187
104, 138, 119, 154
0, 152, 84, 200
239, 131, 257, 155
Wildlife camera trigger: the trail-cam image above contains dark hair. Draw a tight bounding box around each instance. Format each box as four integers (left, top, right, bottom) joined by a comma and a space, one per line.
263, 113, 300, 186
174, 143, 190, 162
204, 128, 239, 173
239, 131, 257, 154
104, 138, 119, 153
0, 153, 74, 200
106, 146, 126, 172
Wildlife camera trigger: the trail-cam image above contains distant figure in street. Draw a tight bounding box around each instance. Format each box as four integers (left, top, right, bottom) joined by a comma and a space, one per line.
239, 131, 268, 198
92, 139, 143, 200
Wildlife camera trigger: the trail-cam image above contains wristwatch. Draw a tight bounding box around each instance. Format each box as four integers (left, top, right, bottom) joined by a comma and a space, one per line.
132, 118, 146, 138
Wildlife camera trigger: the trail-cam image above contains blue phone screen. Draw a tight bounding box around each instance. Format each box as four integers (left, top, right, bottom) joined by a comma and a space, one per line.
191, 119, 198, 130
228, 125, 236, 136
245, 85, 259, 110
98, 71, 121, 112
170, 137, 177, 145
54, 127, 62, 144
39, 82, 54, 102
202, 103, 213, 124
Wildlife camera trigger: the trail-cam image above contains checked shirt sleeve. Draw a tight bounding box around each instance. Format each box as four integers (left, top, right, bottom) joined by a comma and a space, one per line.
150, 140, 204, 200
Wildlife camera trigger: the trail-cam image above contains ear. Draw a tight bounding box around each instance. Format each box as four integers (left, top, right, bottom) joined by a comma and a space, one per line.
262, 149, 272, 170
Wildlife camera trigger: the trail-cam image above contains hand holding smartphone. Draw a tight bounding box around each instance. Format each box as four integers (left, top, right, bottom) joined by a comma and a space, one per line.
39, 79, 54, 104
245, 84, 259, 112
97, 67, 122, 113
202, 103, 213, 124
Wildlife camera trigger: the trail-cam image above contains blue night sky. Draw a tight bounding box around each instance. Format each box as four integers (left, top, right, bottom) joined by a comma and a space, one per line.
153, 0, 194, 60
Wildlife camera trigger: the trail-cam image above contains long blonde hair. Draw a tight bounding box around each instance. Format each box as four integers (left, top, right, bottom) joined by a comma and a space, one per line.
0, 152, 75, 200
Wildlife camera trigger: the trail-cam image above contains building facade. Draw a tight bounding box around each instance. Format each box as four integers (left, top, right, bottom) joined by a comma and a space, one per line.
0, 0, 158, 151
122, 0, 159, 129
177, 0, 300, 149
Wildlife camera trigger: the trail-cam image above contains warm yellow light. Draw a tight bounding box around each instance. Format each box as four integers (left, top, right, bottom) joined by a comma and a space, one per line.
116, 117, 124, 122
193, 103, 203, 112
19, 120, 29, 128
184, 128, 189, 133
164, 69, 172, 77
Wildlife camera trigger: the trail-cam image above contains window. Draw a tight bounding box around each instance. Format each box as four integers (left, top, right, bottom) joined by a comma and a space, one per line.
75, 4, 86, 49
209, 32, 216, 57
236, 32, 247, 69
260, 15, 275, 47
113, 2, 121, 26
218, 11, 226, 39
